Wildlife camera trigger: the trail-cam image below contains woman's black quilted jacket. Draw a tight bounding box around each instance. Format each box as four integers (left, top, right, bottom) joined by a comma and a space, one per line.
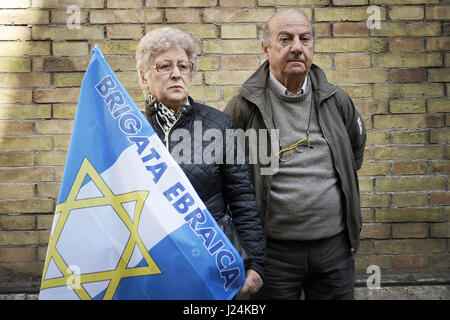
145, 96, 265, 278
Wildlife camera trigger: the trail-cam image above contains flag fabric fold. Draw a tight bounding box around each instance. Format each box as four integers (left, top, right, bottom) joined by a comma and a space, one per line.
39, 45, 245, 300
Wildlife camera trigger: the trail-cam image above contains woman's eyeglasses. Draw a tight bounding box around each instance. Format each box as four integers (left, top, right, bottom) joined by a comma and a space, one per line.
150, 60, 193, 74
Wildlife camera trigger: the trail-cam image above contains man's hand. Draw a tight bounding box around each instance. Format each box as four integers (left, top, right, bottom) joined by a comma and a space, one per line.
237, 269, 263, 297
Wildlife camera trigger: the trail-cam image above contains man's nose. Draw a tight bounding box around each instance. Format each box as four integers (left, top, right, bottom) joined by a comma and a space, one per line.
290, 37, 303, 54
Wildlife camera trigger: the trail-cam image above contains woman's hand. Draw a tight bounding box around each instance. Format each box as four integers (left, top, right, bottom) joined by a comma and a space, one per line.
237, 269, 263, 297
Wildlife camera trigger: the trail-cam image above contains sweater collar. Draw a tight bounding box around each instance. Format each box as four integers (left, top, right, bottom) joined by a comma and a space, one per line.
269, 71, 308, 96
240, 60, 336, 106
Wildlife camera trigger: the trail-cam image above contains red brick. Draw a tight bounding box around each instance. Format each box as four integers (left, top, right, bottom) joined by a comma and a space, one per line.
425, 6, 450, 20
393, 162, 429, 175
392, 223, 429, 238
0, 247, 35, 263
354, 100, 388, 115
166, 9, 201, 23
360, 224, 391, 239
445, 22, 450, 36
430, 192, 450, 206
315, 23, 331, 37
426, 37, 450, 51
391, 68, 427, 83
393, 255, 428, 269
374, 239, 446, 254
0, 262, 44, 277
0, 167, 53, 183
222, 56, 259, 70
389, 38, 424, 52
0, 121, 33, 135
333, 22, 368, 36
0, 215, 35, 230
43, 57, 89, 72
432, 161, 450, 175
429, 254, 450, 271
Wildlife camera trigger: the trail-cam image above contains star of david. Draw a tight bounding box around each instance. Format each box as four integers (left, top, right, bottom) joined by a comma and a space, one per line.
40, 157, 161, 300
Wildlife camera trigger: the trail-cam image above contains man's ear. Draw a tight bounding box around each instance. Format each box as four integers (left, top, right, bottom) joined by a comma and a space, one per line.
261, 42, 270, 60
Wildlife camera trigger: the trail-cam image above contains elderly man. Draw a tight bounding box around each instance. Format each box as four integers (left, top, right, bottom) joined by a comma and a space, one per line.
224, 9, 366, 300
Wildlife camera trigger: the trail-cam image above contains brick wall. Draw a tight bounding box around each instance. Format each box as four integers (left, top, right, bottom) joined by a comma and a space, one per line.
0, 0, 448, 292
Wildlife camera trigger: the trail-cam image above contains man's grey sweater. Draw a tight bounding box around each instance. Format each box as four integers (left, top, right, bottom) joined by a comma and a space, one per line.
267, 76, 345, 241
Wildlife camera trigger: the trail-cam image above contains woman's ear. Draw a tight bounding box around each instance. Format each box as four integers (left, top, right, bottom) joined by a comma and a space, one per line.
140, 70, 147, 84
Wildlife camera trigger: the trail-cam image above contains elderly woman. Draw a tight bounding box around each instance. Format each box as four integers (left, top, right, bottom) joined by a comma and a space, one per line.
136, 27, 264, 297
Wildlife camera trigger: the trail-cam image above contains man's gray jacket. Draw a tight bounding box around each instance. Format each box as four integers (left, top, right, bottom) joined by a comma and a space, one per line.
224, 60, 366, 253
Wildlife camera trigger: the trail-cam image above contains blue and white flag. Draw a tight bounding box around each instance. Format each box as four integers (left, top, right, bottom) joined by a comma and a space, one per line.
39, 45, 245, 300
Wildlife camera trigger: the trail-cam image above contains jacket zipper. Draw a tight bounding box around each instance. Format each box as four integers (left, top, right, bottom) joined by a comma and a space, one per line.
164, 130, 170, 149
316, 90, 355, 255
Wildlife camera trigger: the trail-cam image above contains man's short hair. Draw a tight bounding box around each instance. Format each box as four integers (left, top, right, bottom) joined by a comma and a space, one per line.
261, 9, 315, 47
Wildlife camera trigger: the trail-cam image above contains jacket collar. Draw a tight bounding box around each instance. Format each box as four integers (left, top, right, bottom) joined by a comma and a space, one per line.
308, 64, 338, 101
240, 60, 337, 108
239, 60, 270, 109
145, 95, 196, 137
145, 95, 196, 119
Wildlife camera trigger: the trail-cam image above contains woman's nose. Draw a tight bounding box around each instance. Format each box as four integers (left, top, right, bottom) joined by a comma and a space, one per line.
170, 65, 182, 78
